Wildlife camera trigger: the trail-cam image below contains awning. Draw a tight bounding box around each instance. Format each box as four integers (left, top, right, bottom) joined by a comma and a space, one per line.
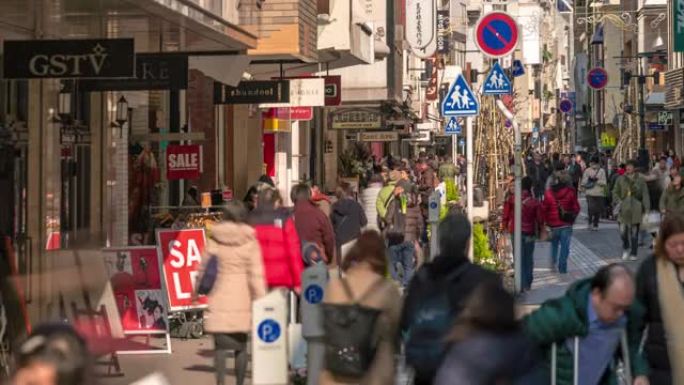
645, 91, 665, 106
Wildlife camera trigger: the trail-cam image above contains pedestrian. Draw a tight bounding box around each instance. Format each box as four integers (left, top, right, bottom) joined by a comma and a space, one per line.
248, 187, 305, 288
359, 174, 384, 231
636, 215, 684, 385
312, 184, 332, 217
660, 173, 684, 218
401, 213, 500, 385
319, 231, 402, 385
543, 170, 579, 274
613, 160, 651, 260
502, 176, 544, 290
376, 170, 401, 229
526, 153, 549, 199
11, 323, 91, 385
581, 156, 608, 231
652, 156, 671, 193
202, 202, 267, 385
292, 183, 337, 267
386, 186, 422, 286
523, 264, 649, 385
435, 281, 543, 385
331, 182, 368, 261
438, 156, 458, 182
182, 185, 200, 207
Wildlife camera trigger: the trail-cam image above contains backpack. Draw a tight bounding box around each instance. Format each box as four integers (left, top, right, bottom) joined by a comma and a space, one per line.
404, 262, 470, 375
553, 191, 577, 224
322, 278, 386, 378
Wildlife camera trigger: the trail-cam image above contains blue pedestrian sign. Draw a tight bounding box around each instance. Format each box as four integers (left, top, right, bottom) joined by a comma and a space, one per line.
444, 116, 462, 135
511, 60, 525, 77
441, 74, 479, 116
459, 138, 465, 147
483, 62, 512, 95
257, 319, 281, 343
304, 284, 324, 304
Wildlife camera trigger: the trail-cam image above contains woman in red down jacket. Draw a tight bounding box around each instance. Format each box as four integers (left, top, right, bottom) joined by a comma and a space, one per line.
543, 169, 580, 274
248, 187, 304, 290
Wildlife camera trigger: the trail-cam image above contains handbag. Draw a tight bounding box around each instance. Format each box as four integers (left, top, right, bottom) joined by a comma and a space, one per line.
197, 255, 218, 296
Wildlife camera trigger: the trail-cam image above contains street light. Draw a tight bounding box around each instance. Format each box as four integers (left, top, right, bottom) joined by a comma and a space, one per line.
112, 95, 129, 139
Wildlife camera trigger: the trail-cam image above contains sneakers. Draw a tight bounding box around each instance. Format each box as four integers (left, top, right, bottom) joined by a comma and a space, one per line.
622, 251, 630, 260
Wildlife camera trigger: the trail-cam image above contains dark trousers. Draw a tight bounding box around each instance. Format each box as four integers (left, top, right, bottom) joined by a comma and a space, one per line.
586, 196, 605, 227
621, 223, 640, 257
521, 234, 537, 290
214, 333, 248, 385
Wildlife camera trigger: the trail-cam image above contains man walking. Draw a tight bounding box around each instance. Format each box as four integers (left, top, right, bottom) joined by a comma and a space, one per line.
613, 160, 650, 260
527, 153, 549, 200
581, 156, 608, 231
523, 264, 649, 385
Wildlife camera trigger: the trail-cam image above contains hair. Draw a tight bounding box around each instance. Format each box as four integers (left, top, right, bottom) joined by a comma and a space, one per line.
369, 173, 384, 185
341, 230, 388, 275
257, 187, 282, 210
521, 176, 533, 192
336, 182, 353, 199
222, 200, 248, 223
661, 156, 669, 162
591, 156, 600, 164
655, 215, 684, 258
258, 174, 275, 187
590, 263, 633, 296
438, 213, 471, 261
626, 159, 638, 168
15, 323, 91, 385
449, 281, 518, 342
290, 183, 312, 203
554, 162, 566, 171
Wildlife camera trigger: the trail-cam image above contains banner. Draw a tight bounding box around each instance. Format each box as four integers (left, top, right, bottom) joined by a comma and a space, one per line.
675, 0, 684, 52
156, 229, 208, 311
103, 247, 168, 333
166, 144, 202, 180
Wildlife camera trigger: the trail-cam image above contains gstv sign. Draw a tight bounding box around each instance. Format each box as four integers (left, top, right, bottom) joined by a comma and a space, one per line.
156, 228, 208, 311
587, 67, 608, 90
475, 12, 519, 58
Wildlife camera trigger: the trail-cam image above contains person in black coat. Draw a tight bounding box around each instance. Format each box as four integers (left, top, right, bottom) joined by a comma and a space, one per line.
331, 182, 367, 255
635, 214, 684, 385
526, 153, 549, 199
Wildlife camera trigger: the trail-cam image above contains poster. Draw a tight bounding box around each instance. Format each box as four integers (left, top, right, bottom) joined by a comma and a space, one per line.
103, 247, 168, 333
156, 228, 209, 311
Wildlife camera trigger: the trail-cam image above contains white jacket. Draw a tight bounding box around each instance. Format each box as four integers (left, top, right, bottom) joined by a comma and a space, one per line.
580, 165, 607, 197
359, 183, 383, 231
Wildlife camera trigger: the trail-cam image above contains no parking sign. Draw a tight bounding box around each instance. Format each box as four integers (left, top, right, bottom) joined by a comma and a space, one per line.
475, 12, 520, 58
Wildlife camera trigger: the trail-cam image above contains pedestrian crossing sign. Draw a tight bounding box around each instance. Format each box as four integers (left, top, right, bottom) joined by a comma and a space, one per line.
444, 116, 462, 135
441, 74, 479, 116
482, 62, 512, 95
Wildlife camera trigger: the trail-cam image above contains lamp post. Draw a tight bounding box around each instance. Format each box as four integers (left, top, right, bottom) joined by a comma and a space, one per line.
112, 95, 129, 139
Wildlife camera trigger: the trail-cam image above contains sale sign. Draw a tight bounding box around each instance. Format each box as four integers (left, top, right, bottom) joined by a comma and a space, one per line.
156, 228, 208, 311
166, 144, 202, 180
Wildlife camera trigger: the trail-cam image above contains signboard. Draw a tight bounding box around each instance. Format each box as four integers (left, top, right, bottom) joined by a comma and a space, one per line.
331, 109, 382, 129
3, 38, 135, 79
482, 62, 512, 95
601, 132, 617, 148
359, 131, 399, 142
426, 57, 438, 101
274, 107, 314, 121
406, 0, 438, 58
437, 10, 450, 54
658, 111, 673, 125
674, 0, 684, 52
324, 75, 342, 106
587, 67, 609, 90
260, 78, 325, 108
214, 80, 290, 104
559, 99, 573, 113
166, 144, 202, 180
79, 53, 188, 91
156, 229, 208, 311
511, 59, 525, 77
648, 122, 667, 131
444, 116, 462, 135
441, 74, 479, 116
474, 12, 519, 58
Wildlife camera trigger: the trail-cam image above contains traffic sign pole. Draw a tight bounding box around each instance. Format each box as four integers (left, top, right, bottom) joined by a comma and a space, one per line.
466, 117, 474, 262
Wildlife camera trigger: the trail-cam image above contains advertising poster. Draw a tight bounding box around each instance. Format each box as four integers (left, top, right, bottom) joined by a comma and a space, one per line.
156, 228, 208, 311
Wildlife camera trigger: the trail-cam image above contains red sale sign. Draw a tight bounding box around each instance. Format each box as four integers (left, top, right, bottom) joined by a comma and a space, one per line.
166, 144, 202, 180
156, 228, 208, 311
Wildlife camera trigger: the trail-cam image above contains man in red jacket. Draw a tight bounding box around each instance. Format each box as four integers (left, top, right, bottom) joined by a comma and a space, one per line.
248, 187, 304, 290
543, 169, 580, 274
291, 184, 336, 267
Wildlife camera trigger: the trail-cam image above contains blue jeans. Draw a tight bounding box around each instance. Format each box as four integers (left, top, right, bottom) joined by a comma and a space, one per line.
521, 234, 536, 290
550, 226, 573, 274
389, 242, 415, 287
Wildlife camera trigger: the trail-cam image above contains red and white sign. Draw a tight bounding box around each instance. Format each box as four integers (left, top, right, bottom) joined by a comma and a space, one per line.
166, 144, 202, 180
275, 107, 313, 121
475, 12, 519, 58
156, 229, 208, 311
325, 75, 342, 106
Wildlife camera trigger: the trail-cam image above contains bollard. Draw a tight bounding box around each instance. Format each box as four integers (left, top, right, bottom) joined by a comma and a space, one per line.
252, 290, 288, 385
301, 263, 329, 385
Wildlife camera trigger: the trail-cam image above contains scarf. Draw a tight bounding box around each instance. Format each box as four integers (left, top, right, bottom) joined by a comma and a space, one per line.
656, 257, 684, 385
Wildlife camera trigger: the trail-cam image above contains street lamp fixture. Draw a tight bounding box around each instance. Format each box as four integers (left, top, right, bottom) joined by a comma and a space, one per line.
112, 95, 129, 139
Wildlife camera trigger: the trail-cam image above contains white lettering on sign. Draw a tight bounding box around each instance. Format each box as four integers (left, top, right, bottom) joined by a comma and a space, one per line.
678, 0, 684, 33
168, 239, 203, 268
168, 153, 199, 170
28, 44, 109, 77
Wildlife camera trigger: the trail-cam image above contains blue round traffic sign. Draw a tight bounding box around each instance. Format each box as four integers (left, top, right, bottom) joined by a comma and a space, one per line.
257, 319, 281, 343
587, 67, 608, 90
304, 284, 324, 304
559, 99, 573, 113
475, 12, 519, 58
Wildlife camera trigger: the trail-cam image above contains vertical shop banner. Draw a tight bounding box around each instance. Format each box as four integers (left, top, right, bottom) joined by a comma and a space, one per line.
103, 247, 168, 333
675, 0, 684, 52
437, 10, 450, 54
425, 57, 438, 101
166, 144, 202, 180
156, 229, 208, 311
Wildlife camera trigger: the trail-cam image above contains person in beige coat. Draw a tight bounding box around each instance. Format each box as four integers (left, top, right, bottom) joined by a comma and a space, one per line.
202, 202, 267, 385
320, 230, 402, 385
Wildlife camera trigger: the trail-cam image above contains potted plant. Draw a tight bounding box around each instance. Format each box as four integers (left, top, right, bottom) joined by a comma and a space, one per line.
338, 142, 372, 188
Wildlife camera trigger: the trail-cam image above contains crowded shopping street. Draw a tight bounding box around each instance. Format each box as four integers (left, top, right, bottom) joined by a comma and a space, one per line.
1, 1, 684, 385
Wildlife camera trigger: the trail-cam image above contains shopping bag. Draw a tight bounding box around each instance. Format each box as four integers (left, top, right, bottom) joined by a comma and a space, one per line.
641, 211, 661, 234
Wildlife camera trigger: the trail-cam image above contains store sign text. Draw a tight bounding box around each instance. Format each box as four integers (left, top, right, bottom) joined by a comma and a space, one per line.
331, 110, 383, 130
167, 144, 202, 180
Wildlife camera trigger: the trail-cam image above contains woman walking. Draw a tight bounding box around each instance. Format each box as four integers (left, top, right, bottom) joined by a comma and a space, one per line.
543, 171, 579, 274
203, 202, 267, 385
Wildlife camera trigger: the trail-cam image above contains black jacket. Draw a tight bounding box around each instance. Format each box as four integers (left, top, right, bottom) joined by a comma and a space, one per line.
636, 256, 673, 385
526, 161, 549, 195
331, 198, 367, 247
